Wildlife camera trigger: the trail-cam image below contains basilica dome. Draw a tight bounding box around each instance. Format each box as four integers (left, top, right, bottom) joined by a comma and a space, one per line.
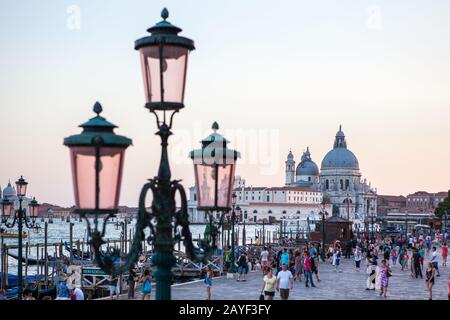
296, 147, 319, 176
321, 126, 360, 170
2, 182, 16, 198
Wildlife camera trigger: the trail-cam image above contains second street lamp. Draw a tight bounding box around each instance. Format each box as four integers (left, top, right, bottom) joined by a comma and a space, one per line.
189, 121, 240, 250
0, 176, 40, 300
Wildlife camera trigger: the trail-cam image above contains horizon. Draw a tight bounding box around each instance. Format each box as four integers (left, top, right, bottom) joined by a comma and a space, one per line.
1, 1, 450, 207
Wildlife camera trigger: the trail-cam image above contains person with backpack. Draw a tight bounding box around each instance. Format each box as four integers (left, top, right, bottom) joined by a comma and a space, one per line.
237, 251, 249, 281
140, 269, 152, 300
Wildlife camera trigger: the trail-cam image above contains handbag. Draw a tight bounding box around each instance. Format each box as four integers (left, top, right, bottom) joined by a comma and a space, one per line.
259, 291, 265, 300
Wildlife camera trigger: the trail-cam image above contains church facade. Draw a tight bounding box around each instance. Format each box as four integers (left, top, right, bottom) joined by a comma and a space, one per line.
285, 126, 377, 230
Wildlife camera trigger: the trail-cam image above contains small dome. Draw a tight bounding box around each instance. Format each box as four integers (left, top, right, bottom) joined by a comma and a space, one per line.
296, 161, 319, 176
3, 182, 16, 198
296, 147, 319, 176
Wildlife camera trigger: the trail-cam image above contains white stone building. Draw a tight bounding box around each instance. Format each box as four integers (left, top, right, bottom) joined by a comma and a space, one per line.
187, 176, 331, 225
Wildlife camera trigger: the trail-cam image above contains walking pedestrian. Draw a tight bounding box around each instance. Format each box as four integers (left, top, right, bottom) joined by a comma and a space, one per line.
261, 267, 276, 300
127, 266, 138, 299
378, 259, 391, 298
418, 246, 425, 270
108, 274, 120, 300
281, 248, 289, 266
366, 257, 376, 290
332, 246, 342, 272
237, 251, 249, 281
354, 247, 362, 271
294, 251, 303, 282
441, 242, 448, 267
276, 264, 294, 300
401, 249, 409, 271
224, 246, 232, 273
425, 262, 436, 300
412, 248, 422, 279
260, 246, 269, 274
391, 247, 398, 266
140, 269, 152, 300
204, 266, 213, 300
304, 252, 315, 287
311, 252, 320, 282
431, 246, 440, 276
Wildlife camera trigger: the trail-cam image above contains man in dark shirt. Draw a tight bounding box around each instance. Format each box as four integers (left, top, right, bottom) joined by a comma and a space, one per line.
412, 248, 422, 278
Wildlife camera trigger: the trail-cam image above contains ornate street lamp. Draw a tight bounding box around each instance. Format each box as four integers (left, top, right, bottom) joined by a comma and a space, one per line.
64, 9, 216, 300
189, 121, 240, 250
0, 176, 40, 300
319, 203, 329, 262
64, 101, 132, 253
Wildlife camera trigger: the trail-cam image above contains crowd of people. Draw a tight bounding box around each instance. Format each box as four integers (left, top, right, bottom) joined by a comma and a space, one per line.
215, 231, 449, 300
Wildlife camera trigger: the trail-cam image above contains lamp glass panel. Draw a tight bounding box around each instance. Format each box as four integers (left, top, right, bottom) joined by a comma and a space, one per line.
70, 146, 125, 210
139, 45, 189, 104
193, 164, 215, 208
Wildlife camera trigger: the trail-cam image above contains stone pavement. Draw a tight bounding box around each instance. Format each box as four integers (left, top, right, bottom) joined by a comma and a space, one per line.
104, 251, 449, 300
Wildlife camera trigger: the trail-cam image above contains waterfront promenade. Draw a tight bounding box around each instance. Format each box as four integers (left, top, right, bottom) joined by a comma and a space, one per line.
103, 252, 449, 300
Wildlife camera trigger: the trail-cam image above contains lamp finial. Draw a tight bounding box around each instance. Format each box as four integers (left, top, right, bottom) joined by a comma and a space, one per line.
161, 8, 169, 20
93, 102, 103, 116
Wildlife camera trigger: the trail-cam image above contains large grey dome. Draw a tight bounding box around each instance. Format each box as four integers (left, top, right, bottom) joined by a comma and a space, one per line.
321, 126, 360, 170
321, 148, 359, 170
296, 147, 319, 176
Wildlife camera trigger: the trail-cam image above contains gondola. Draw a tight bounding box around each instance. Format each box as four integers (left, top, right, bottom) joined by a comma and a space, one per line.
64, 242, 92, 260
0, 273, 40, 288
7, 252, 60, 265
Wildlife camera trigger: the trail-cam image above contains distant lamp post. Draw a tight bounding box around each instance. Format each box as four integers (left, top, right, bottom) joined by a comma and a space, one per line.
228, 193, 239, 274
370, 206, 375, 241
0, 176, 40, 300
189, 121, 240, 249
319, 203, 329, 262
404, 209, 409, 241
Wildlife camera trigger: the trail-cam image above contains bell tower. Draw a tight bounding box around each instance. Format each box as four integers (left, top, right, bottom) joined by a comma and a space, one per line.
285, 150, 295, 185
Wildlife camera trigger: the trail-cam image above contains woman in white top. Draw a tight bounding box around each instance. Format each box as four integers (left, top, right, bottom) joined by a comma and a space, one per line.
354, 247, 362, 271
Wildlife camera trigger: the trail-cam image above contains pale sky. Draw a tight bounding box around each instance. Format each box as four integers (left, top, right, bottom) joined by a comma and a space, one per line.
0, 0, 449, 207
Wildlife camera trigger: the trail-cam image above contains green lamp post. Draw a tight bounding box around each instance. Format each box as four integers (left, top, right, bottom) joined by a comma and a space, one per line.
189, 122, 240, 252
64, 9, 216, 300
1, 177, 40, 300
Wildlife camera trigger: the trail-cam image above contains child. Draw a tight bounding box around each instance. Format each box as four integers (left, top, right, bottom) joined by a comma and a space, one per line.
401, 251, 409, 271
204, 266, 213, 300
391, 248, 398, 265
